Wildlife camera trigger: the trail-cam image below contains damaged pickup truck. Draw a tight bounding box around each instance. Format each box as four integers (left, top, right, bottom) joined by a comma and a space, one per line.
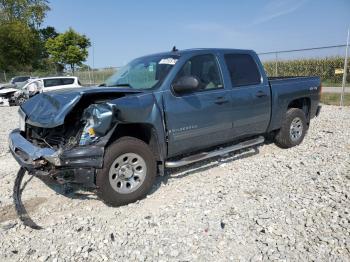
9, 48, 322, 207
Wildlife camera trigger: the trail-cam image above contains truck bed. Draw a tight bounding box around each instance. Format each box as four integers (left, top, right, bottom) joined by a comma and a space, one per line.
268, 76, 320, 83
267, 76, 321, 132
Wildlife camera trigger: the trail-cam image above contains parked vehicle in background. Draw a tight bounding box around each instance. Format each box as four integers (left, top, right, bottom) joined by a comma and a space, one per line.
0, 87, 18, 106
0, 81, 29, 106
0, 76, 82, 106
10, 76, 36, 85
0, 76, 36, 90
23, 76, 82, 98
0, 76, 37, 106
9, 48, 322, 207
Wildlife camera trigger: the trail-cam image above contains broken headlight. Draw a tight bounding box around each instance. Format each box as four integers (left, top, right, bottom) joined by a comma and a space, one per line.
79, 104, 114, 145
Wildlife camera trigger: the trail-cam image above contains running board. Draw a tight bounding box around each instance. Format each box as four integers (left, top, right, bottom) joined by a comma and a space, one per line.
165, 136, 264, 168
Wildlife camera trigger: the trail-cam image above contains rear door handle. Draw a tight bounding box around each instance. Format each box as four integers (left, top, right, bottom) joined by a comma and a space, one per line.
214, 96, 229, 105
256, 91, 267, 98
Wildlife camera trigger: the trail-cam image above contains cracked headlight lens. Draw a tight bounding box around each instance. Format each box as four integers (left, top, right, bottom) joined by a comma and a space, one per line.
79, 104, 114, 145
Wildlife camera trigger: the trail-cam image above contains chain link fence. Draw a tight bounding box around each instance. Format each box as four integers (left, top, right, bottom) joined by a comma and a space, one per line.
0, 67, 118, 86
1, 45, 349, 105
259, 44, 350, 106
258, 45, 349, 86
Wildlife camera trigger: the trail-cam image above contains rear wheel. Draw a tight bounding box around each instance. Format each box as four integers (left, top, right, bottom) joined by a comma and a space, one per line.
96, 137, 157, 206
275, 108, 307, 148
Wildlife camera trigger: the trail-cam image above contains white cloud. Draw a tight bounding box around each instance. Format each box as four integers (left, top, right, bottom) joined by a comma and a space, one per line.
253, 0, 308, 25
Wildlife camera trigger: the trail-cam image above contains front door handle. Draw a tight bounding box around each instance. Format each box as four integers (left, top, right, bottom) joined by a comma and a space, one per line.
214, 97, 229, 105
256, 91, 267, 98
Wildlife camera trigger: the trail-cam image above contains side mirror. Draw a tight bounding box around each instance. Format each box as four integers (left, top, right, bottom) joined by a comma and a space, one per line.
172, 76, 200, 94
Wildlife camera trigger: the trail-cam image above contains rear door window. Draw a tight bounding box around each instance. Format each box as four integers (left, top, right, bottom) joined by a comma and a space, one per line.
224, 54, 261, 87
61, 78, 74, 85
43, 78, 62, 87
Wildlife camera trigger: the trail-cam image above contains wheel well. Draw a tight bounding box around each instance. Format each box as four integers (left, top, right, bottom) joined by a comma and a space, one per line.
288, 97, 310, 119
108, 123, 161, 161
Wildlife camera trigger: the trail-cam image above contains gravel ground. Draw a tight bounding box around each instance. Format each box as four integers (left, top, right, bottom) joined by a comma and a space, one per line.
0, 105, 349, 261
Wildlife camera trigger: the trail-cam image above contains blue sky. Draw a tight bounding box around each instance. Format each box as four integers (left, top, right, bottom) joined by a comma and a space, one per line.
45, 0, 350, 68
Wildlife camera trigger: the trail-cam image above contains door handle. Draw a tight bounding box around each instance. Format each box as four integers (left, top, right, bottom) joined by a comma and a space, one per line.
214, 97, 229, 105
256, 91, 267, 98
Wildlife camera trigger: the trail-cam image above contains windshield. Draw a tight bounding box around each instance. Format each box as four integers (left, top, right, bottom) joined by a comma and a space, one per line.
104, 54, 179, 90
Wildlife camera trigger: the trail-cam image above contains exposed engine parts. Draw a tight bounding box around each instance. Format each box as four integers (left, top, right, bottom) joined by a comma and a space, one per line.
79, 104, 114, 145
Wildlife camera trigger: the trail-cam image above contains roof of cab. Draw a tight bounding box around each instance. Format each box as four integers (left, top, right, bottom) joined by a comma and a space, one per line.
137, 48, 256, 59
39, 76, 78, 80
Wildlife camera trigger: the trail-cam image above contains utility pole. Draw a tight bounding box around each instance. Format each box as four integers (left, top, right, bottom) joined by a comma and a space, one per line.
340, 28, 349, 107
275, 52, 278, 77
92, 42, 95, 85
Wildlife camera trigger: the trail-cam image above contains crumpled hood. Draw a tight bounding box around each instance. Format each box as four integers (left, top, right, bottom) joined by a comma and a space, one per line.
0, 83, 16, 90
21, 87, 142, 128
0, 88, 18, 96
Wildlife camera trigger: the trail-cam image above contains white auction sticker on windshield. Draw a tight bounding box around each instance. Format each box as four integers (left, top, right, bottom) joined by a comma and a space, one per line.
159, 58, 178, 65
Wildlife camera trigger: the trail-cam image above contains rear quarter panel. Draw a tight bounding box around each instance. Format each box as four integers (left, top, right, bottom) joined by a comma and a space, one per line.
268, 77, 321, 132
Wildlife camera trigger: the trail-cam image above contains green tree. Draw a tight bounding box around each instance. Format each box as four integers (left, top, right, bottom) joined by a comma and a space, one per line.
37, 26, 58, 62
0, 21, 41, 71
39, 26, 58, 41
0, 0, 52, 72
0, 0, 50, 28
45, 28, 91, 73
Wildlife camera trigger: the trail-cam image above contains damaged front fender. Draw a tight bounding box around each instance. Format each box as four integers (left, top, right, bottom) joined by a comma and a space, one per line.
12, 88, 167, 178
106, 93, 167, 161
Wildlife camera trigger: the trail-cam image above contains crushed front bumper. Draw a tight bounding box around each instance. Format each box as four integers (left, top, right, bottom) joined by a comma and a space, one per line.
9, 129, 105, 186
9, 129, 59, 170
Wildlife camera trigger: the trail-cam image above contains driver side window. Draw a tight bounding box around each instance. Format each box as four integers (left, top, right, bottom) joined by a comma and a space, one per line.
175, 54, 223, 90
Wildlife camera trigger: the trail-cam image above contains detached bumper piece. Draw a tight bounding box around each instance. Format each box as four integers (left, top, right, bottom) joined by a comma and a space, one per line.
9, 129, 104, 187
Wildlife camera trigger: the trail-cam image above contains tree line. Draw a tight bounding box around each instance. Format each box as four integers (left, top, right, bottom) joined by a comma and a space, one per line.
0, 0, 91, 74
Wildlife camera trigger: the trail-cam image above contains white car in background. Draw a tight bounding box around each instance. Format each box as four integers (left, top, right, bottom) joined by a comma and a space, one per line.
24, 76, 82, 96
4, 76, 82, 106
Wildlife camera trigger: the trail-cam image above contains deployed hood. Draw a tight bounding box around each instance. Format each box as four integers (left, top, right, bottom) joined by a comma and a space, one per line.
0, 88, 18, 96
0, 83, 16, 90
21, 87, 142, 128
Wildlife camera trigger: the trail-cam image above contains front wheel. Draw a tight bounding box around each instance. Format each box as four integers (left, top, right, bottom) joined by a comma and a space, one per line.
274, 108, 307, 148
96, 137, 157, 206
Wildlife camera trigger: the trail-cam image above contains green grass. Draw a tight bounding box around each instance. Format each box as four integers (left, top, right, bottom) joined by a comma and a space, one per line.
321, 80, 344, 87
321, 93, 350, 106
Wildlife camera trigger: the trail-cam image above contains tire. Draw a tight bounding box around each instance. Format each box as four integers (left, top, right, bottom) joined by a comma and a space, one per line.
96, 137, 157, 206
274, 108, 307, 148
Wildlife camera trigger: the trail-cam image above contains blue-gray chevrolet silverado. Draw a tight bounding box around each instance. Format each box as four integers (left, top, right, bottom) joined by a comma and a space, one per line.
9, 48, 322, 207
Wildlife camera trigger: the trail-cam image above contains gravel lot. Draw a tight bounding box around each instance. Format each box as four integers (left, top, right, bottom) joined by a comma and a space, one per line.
0, 105, 349, 261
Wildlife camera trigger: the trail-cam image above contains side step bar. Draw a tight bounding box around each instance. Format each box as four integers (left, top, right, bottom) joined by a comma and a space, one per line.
165, 136, 264, 168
